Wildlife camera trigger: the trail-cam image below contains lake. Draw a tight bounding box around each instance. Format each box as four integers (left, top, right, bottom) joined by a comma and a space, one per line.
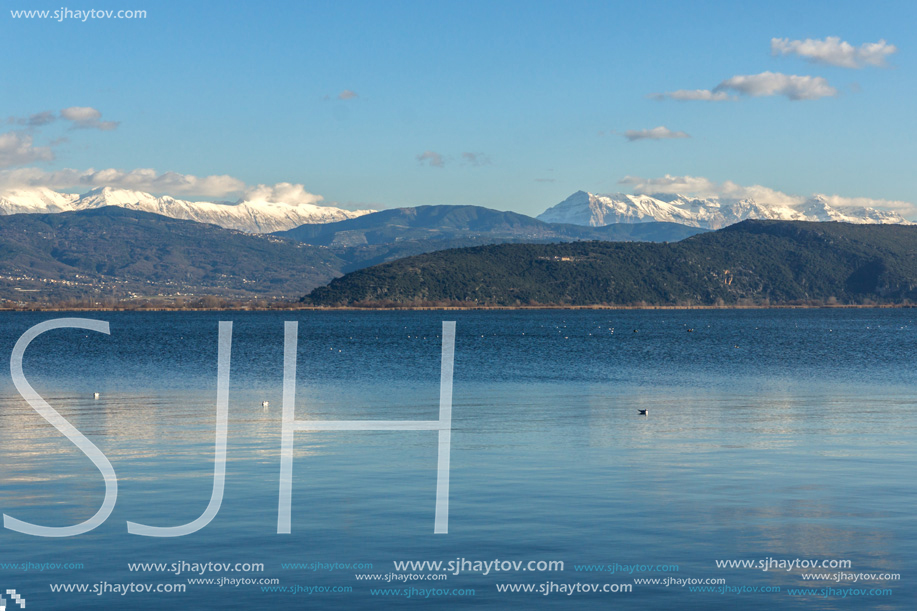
0, 309, 914, 609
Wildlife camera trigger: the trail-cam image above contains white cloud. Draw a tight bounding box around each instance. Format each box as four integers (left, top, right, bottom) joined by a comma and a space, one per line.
771, 37, 897, 68
337, 90, 358, 100
620, 174, 802, 205
60, 106, 100, 122
242, 182, 324, 205
623, 126, 690, 142
0, 132, 55, 167
714, 71, 837, 100
416, 150, 445, 168
88, 168, 244, 196
60, 106, 119, 130
0, 169, 333, 206
618, 174, 914, 215
0, 167, 246, 197
1, 106, 119, 167
653, 72, 836, 102
1, 105, 120, 167
649, 89, 733, 101
8, 107, 119, 129
461, 152, 490, 166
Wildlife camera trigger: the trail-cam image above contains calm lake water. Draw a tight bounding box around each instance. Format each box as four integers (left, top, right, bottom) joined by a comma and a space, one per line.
0, 309, 914, 609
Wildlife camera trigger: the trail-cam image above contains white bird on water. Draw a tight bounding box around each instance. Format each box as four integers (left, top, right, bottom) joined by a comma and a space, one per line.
93, 392, 100, 399
262, 401, 270, 408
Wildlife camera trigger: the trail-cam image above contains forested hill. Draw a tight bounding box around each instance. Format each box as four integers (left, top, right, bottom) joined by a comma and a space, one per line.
0, 206, 343, 301
303, 220, 917, 307
275, 204, 705, 246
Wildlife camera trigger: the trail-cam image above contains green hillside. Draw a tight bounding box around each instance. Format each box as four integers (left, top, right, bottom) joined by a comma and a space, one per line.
0, 207, 343, 302
303, 220, 917, 306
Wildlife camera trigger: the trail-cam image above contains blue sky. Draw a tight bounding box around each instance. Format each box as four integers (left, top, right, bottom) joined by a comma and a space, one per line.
1, 0, 914, 216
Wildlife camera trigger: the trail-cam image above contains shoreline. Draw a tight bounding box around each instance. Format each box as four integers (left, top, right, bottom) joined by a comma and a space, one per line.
0, 303, 913, 313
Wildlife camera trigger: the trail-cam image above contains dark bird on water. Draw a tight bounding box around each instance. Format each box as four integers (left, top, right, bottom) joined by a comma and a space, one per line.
638, 409, 648, 415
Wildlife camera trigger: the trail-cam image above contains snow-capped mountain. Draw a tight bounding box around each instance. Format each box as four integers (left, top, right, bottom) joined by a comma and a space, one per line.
797, 195, 907, 225
0, 187, 79, 215
537, 191, 911, 229
0, 187, 374, 233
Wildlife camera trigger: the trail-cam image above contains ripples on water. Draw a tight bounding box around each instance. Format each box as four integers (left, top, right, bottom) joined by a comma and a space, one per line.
0, 309, 914, 609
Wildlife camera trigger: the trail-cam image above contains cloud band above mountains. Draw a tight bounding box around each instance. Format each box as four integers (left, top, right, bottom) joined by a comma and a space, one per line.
1, 106, 328, 206
0, 167, 328, 207
0, 167, 246, 198
619, 174, 914, 216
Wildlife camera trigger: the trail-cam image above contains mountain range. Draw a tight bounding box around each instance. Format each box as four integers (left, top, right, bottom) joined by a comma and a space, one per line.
1, 185, 914, 305
275, 204, 704, 245
0, 205, 702, 303
275, 204, 705, 271
0, 186, 374, 233
1, 188, 911, 236
274, 206, 706, 273
537, 191, 910, 229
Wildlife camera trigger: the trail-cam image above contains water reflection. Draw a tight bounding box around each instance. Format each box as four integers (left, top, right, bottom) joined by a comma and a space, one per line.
0, 310, 915, 609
